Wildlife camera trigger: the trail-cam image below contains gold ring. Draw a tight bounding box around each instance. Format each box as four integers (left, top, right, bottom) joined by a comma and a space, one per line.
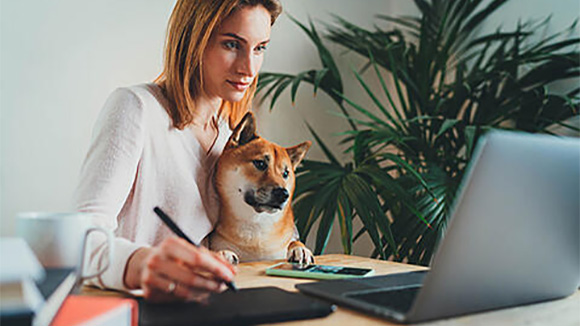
167, 281, 177, 294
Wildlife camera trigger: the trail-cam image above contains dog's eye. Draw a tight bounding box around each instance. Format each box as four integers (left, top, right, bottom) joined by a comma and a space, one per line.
282, 169, 289, 179
253, 159, 267, 171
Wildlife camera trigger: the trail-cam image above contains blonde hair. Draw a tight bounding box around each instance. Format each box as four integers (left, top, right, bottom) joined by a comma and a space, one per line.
155, 0, 282, 130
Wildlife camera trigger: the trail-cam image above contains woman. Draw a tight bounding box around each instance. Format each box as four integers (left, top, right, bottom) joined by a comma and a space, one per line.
74, 0, 282, 302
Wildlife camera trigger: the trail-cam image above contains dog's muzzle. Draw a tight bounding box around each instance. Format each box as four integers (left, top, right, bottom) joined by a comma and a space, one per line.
244, 187, 289, 213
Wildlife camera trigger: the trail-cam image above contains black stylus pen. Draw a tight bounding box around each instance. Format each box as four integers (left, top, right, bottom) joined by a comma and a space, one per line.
153, 206, 238, 292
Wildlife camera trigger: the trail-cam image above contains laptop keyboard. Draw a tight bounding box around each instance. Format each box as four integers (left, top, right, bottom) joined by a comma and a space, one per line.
345, 286, 421, 314
350, 270, 427, 288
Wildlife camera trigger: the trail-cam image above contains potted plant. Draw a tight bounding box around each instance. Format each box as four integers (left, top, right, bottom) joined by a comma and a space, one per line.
257, 0, 579, 265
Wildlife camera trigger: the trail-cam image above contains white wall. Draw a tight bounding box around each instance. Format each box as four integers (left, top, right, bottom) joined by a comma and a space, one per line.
1, 0, 173, 235
1, 1, 578, 256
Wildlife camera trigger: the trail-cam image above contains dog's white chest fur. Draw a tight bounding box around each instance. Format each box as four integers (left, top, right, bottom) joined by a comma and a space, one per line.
211, 209, 292, 262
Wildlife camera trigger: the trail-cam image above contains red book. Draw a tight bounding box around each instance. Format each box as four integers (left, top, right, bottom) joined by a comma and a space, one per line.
51, 295, 138, 326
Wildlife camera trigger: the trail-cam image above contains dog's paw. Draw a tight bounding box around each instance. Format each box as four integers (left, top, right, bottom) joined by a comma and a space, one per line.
217, 250, 240, 265
286, 244, 315, 265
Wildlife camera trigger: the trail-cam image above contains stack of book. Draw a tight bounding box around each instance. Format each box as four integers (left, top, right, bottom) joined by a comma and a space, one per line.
0, 238, 137, 326
0, 238, 46, 326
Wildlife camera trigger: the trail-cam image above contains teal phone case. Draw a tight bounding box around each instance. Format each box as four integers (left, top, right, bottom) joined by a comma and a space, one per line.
265, 262, 375, 280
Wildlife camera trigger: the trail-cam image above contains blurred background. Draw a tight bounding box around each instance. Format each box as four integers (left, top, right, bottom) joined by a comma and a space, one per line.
1, 0, 578, 256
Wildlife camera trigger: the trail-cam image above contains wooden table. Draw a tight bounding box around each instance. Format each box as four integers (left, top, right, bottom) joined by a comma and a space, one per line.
83, 254, 580, 325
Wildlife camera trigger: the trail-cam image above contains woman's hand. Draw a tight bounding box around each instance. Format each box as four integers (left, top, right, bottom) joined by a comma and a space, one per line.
124, 237, 236, 302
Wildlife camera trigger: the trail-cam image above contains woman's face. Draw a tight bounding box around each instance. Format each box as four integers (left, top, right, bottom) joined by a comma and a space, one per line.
202, 5, 272, 103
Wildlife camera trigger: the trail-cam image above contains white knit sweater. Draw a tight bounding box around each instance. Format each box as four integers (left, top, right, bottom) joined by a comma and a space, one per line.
74, 83, 231, 291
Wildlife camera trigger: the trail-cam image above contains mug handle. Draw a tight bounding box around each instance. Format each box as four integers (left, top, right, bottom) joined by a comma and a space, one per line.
77, 227, 114, 280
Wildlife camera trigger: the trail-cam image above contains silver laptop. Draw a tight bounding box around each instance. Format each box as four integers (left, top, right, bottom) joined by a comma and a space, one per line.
296, 130, 580, 323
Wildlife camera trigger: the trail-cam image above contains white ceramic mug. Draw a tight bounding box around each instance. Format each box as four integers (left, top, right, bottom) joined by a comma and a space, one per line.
16, 212, 113, 281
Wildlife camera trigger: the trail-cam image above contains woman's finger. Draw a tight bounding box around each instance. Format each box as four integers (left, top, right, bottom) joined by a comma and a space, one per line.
142, 263, 217, 302
159, 238, 235, 282
146, 253, 222, 293
141, 266, 188, 300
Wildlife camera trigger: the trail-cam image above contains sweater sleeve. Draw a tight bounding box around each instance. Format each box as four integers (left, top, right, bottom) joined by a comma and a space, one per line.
74, 87, 148, 291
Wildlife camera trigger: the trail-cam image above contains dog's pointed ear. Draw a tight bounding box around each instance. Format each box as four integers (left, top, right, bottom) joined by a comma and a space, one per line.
226, 112, 259, 149
286, 141, 311, 170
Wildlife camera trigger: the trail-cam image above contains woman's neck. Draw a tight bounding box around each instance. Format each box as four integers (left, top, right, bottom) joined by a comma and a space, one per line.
192, 95, 222, 128
188, 94, 222, 154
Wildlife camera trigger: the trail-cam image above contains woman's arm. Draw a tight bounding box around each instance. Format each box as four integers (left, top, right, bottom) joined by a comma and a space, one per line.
75, 87, 147, 290
75, 88, 235, 300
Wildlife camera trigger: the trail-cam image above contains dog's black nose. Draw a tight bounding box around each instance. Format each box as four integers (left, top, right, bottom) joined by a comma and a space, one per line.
272, 187, 289, 203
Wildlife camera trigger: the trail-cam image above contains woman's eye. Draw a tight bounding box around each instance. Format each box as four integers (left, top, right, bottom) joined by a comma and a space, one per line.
282, 169, 289, 179
255, 44, 268, 53
253, 160, 267, 171
223, 41, 240, 50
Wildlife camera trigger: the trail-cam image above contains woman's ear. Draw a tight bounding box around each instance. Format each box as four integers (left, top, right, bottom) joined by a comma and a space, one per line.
226, 112, 259, 148
286, 141, 312, 170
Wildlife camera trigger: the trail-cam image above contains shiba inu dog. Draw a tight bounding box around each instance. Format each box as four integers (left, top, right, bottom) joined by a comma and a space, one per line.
210, 112, 315, 265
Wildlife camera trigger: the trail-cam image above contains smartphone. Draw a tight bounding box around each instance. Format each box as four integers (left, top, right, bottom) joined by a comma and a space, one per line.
265, 262, 375, 280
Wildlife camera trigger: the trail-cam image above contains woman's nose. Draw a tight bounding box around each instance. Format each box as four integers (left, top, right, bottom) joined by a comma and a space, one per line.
236, 51, 259, 78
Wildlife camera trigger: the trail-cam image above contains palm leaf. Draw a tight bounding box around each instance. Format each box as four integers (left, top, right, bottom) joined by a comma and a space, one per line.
261, 0, 579, 266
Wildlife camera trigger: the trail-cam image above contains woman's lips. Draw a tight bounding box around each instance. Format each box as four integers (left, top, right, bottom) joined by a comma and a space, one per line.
227, 80, 250, 91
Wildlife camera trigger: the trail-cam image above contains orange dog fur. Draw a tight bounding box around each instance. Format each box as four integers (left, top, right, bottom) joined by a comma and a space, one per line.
210, 112, 314, 265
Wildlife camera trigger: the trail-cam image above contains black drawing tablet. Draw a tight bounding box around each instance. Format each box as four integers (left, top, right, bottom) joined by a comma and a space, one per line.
138, 286, 335, 326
